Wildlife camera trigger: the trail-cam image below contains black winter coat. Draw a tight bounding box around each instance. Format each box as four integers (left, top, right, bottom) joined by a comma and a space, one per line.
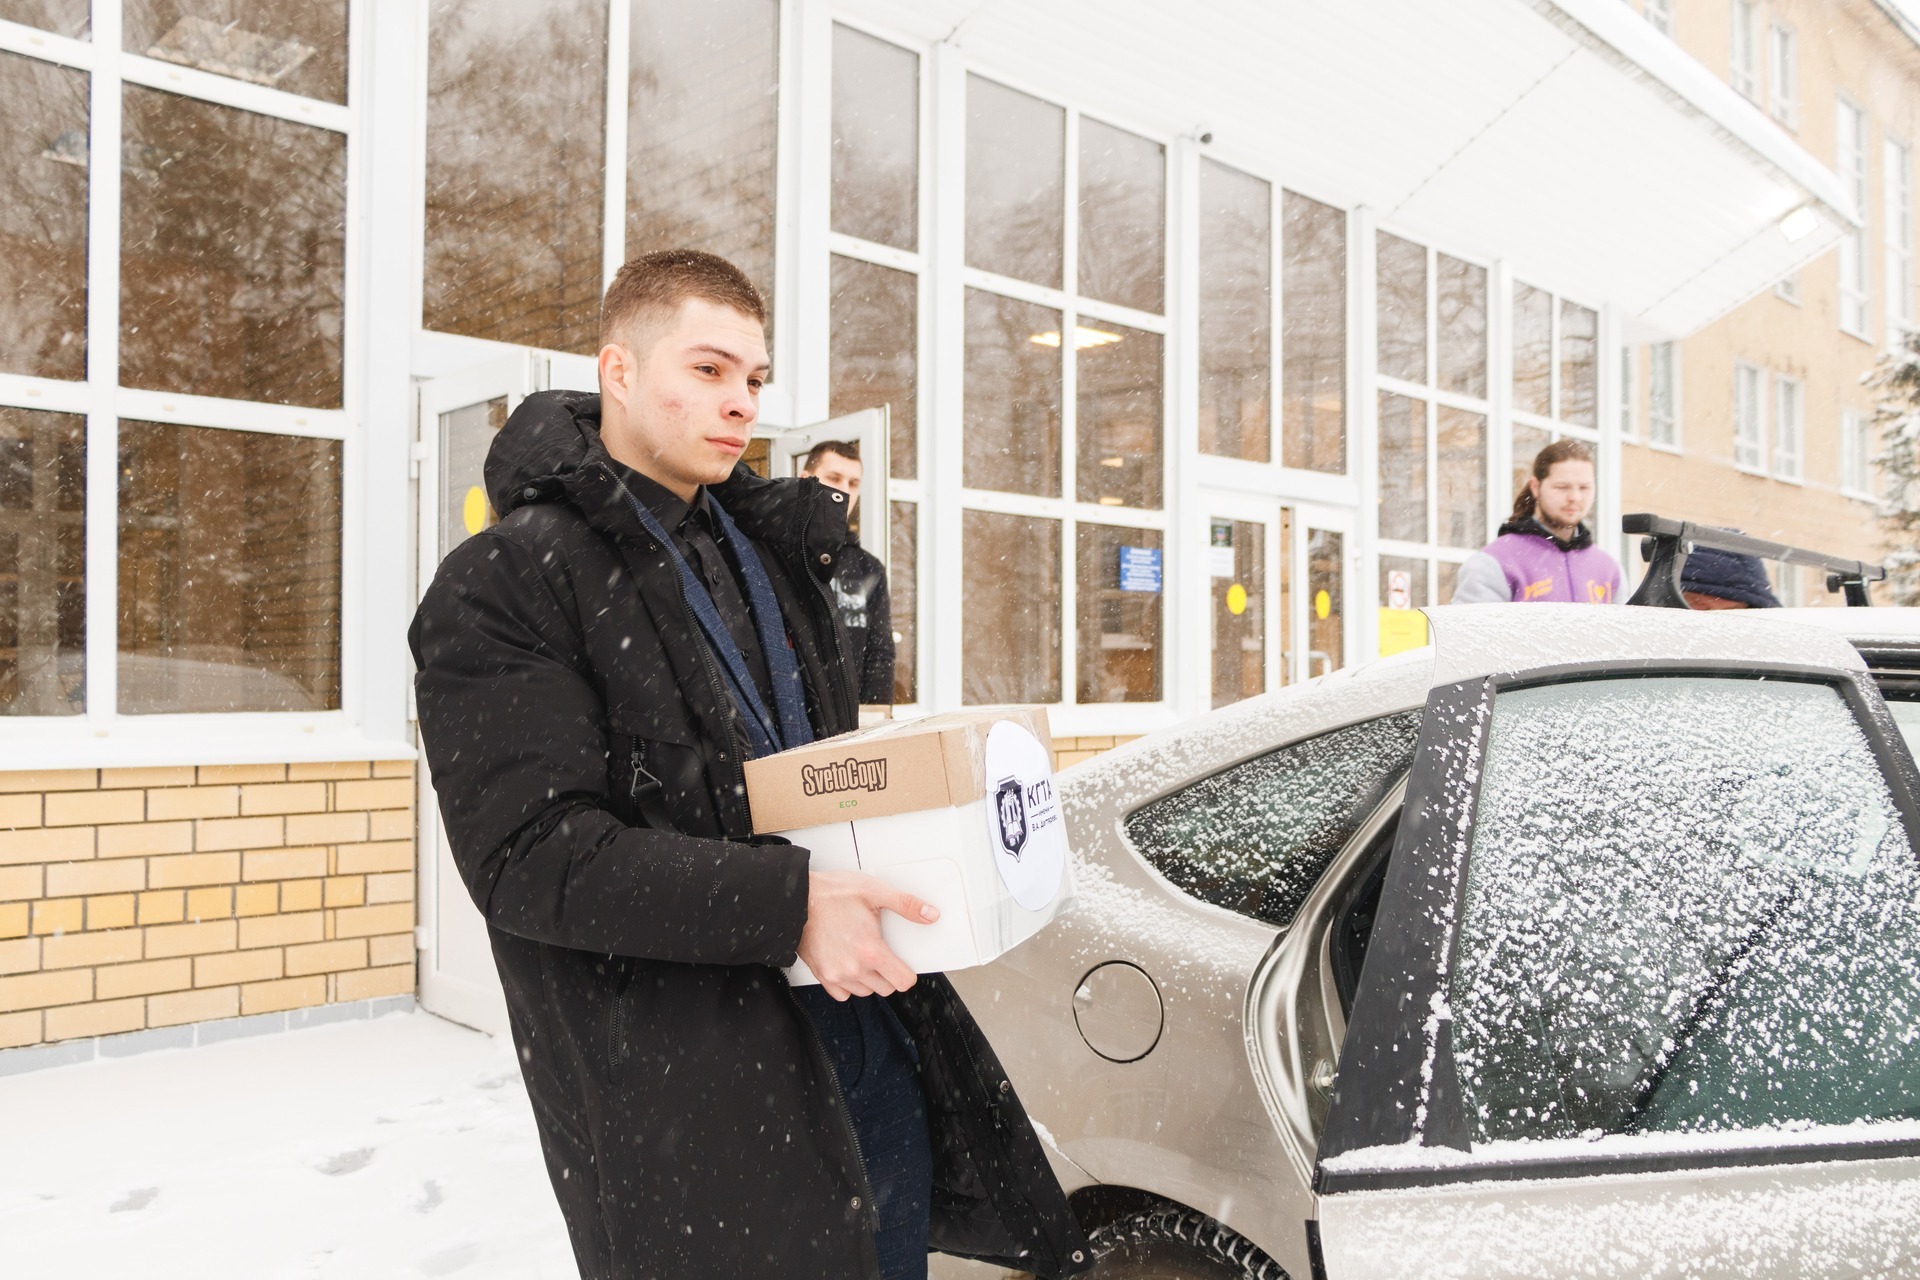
831, 540, 894, 705
409, 391, 1090, 1280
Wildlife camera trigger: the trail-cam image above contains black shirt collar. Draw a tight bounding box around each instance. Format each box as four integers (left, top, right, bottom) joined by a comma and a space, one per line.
610, 460, 713, 534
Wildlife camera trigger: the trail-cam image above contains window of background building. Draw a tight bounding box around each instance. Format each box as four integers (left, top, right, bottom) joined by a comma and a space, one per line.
1888, 139, 1914, 333
1619, 346, 1637, 440
1839, 96, 1872, 340
1775, 270, 1801, 304
961, 77, 1167, 709
1645, 0, 1673, 36
1734, 362, 1765, 471
0, 1, 351, 721
1768, 23, 1797, 128
1504, 280, 1601, 548
1841, 408, 1874, 498
829, 25, 923, 703
1772, 375, 1803, 481
1730, 0, 1757, 100
1648, 341, 1679, 448
423, 0, 608, 355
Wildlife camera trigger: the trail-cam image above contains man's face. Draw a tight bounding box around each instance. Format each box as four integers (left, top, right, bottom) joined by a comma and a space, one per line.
803, 450, 862, 515
1684, 590, 1750, 611
598, 298, 770, 497
1530, 460, 1595, 530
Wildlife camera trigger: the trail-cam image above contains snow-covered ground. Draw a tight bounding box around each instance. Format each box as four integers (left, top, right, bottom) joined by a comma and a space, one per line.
0, 1007, 1010, 1278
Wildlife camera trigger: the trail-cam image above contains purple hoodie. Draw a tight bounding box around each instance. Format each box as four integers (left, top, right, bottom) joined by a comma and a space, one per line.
1451, 518, 1625, 605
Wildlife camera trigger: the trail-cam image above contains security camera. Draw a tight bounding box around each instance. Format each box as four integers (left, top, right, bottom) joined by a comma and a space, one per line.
1196, 125, 1215, 145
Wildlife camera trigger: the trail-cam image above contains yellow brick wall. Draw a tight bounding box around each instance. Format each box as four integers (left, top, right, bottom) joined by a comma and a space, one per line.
0, 760, 416, 1051
1052, 736, 1142, 771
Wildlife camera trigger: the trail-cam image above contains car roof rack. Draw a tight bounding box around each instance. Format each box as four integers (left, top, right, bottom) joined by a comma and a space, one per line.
1624, 513, 1886, 609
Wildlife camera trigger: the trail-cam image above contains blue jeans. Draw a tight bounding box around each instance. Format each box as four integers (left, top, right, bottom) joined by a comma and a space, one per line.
794, 986, 933, 1280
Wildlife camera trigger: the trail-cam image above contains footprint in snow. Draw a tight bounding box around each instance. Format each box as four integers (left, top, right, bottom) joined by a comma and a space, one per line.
316, 1148, 375, 1176
473, 1072, 519, 1091
110, 1187, 158, 1213
415, 1180, 444, 1214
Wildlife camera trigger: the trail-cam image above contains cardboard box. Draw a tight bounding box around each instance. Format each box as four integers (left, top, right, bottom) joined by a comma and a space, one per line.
745, 707, 1071, 985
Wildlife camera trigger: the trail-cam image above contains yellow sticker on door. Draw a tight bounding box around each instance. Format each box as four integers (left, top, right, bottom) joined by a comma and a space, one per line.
1226, 583, 1248, 615
1314, 589, 1332, 620
463, 486, 488, 536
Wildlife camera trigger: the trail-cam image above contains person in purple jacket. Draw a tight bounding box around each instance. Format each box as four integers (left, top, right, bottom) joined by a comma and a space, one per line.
1451, 439, 1626, 604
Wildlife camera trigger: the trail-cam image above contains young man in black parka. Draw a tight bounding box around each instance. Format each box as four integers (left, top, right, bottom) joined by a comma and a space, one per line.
409, 250, 1089, 1280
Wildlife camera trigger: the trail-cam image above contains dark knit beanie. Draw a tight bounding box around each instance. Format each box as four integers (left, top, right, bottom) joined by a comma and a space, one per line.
1680, 546, 1781, 608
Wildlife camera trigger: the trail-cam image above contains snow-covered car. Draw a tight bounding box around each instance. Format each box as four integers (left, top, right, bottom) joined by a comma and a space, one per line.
950, 602, 1920, 1280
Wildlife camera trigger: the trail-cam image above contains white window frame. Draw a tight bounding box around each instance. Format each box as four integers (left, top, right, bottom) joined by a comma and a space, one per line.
1838, 95, 1872, 341
1767, 22, 1797, 128
1647, 340, 1680, 451
1730, 0, 1758, 100
0, 4, 379, 767
1618, 344, 1637, 441
1771, 374, 1803, 482
1840, 407, 1877, 500
1733, 361, 1766, 473
1887, 137, 1915, 335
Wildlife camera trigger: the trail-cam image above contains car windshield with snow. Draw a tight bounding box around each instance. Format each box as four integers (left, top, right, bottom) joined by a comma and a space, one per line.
951, 602, 1920, 1280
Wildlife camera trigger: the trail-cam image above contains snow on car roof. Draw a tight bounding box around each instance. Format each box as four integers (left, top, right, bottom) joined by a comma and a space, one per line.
1761, 605, 1920, 645
1422, 602, 1866, 686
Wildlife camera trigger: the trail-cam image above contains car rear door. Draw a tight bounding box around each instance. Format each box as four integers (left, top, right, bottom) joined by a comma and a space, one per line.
1312, 608, 1920, 1279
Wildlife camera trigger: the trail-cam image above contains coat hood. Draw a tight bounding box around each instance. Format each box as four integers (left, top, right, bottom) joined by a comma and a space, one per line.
484, 389, 850, 577
1494, 514, 1594, 551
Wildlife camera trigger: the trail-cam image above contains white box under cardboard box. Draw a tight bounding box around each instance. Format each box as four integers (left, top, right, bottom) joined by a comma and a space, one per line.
744, 708, 1072, 985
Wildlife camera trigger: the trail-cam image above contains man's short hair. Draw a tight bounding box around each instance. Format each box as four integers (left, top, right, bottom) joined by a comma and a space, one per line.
803, 440, 860, 472
600, 249, 767, 349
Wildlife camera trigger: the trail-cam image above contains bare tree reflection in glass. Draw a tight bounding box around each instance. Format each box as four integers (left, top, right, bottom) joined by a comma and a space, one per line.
1198, 160, 1270, 462
0, 409, 84, 715
1077, 118, 1163, 314
125, 0, 349, 104
1437, 407, 1488, 549
1077, 324, 1162, 510
1375, 232, 1426, 385
121, 85, 346, 407
830, 257, 917, 480
890, 500, 916, 704
118, 421, 340, 713
1560, 300, 1598, 428
1513, 283, 1553, 418
1378, 392, 1427, 544
0, 52, 88, 382
964, 290, 1061, 497
0, 1, 90, 38
963, 510, 1060, 705
1282, 192, 1346, 473
1077, 522, 1161, 704
424, 0, 606, 355
831, 24, 916, 253
966, 76, 1064, 288
1438, 254, 1488, 399
628, 0, 779, 331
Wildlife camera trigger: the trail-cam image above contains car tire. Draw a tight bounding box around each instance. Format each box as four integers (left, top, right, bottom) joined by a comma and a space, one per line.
1083, 1207, 1289, 1279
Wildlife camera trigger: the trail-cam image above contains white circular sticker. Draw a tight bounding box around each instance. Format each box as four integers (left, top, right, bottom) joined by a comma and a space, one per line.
982, 720, 1066, 911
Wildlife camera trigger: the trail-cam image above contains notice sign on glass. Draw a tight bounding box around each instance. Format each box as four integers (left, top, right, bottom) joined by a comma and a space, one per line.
1118, 546, 1162, 593
1209, 521, 1236, 578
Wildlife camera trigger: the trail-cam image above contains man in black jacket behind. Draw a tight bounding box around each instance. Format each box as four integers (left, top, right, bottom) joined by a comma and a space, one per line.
800, 440, 894, 705
409, 250, 1088, 1280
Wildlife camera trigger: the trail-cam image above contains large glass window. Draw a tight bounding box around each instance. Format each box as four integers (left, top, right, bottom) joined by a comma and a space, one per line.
1377, 392, 1426, 544
1282, 192, 1347, 473
1436, 407, 1487, 550
965, 76, 1063, 287
1452, 676, 1920, 1142
830, 257, 917, 480
1077, 118, 1164, 314
1077, 324, 1162, 510
1512, 283, 1553, 418
961, 510, 1060, 705
963, 290, 1061, 497
1211, 516, 1279, 709
1437, 255, 1487, 399
0, 409, 84, 717
122, 85, 347, 408
125, 1, 349, 104
1197, 160, 1271, 462
1773, 374, 1803, 481
831, 24, 916, 253
626, 0, 780, 318
1076, 523, 1161, 704
422, 0, 606, 356
118, 422, 341, 714
0, 51, 87, 383
1125, 711, 1420, 927
1648, 341, 1678, 448
1375, 233, 1427, 385
889, 500, 916, 705
1, 1, 91, 37
1838, 97, 1871, 340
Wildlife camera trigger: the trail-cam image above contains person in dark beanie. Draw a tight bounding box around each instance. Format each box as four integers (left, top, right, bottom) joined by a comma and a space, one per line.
409, 249, 1088, 1280
800, 440, 894, 704
1680, 545, 1782, 609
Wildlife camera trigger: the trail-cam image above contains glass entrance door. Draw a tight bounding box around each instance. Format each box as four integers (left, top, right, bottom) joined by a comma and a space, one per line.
1200, 495, 1288, 709
412, 356, 535, 1036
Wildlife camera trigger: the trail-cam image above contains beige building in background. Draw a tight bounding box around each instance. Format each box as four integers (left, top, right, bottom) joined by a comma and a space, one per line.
1623, 0, 1920, 600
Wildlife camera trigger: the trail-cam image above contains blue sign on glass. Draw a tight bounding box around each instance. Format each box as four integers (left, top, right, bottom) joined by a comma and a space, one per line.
1118, 546, 1162, 594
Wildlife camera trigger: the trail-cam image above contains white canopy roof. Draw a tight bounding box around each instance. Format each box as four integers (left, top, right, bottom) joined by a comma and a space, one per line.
843, 0, 1856, 336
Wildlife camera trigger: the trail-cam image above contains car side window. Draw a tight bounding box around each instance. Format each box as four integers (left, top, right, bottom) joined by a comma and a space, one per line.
1124, 711, 1421, 928
1450, 675, 1920, 1144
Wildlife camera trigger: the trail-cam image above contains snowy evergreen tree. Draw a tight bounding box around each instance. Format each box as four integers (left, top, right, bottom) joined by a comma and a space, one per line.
1871, 330, 1920, 604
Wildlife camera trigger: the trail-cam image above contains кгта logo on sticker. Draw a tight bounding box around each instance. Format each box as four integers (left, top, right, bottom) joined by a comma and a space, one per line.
994, 776, 1029, 860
